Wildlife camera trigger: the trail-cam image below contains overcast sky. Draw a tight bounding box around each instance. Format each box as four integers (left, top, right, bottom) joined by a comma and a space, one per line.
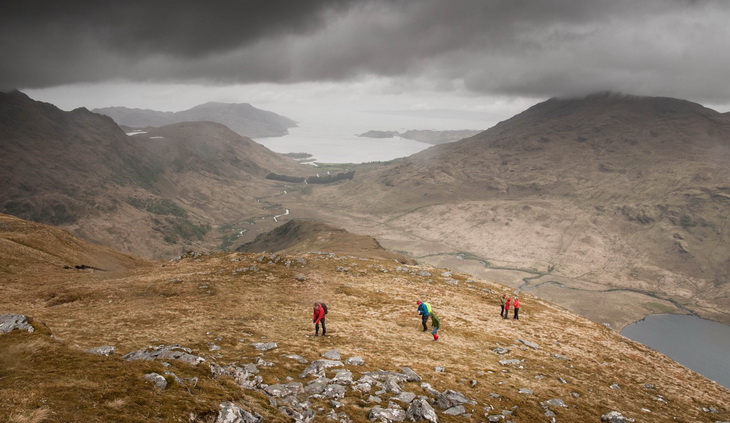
2, 0, 729, 126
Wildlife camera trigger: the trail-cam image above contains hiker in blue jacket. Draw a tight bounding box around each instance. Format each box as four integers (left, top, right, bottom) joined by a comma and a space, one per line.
416, 300, 431, 331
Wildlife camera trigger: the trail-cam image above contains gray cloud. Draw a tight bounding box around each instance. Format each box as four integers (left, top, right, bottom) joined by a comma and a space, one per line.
3, 0, 730, 102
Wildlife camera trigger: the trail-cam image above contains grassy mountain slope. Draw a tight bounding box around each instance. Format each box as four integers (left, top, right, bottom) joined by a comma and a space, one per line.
0, 91, 309, 259
293, 93, 730, 328
1, 214, 729, 422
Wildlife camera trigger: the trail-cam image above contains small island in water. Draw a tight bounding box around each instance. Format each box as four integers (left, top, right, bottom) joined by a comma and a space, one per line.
357, 129, 483, 144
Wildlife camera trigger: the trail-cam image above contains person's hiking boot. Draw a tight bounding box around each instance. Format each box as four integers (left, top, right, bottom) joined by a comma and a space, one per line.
433, 334, 439, 341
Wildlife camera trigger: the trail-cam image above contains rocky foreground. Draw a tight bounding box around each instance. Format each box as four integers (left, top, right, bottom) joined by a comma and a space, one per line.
2, 241, 730, 422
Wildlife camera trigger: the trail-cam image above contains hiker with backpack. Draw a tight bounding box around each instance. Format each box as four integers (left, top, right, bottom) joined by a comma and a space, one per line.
431, 312, 440, 341
503, 297, 511, 320
416, 300, 431, 331
513, 297, 520, 320
313, 302, 327, 336
500, 294, 507, 318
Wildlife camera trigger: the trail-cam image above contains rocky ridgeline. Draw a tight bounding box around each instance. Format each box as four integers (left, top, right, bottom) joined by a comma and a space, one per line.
7, 314, 725, 423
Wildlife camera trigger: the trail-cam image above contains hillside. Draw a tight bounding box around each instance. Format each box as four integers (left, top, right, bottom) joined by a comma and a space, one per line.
287, 93, 730, 329
0, 91, 309, 259
1, 214, 729, 422
94, 102, 298, 138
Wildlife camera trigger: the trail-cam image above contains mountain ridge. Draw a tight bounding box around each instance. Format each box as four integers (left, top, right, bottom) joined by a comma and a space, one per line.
94, 101, 298, 138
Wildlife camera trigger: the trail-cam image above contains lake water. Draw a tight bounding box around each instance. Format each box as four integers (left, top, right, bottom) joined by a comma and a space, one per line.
621, 314, 730, 389
254, 109, 489, 164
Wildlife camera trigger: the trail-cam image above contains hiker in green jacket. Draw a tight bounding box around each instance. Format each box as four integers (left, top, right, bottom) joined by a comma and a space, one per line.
431, 312, 440, 341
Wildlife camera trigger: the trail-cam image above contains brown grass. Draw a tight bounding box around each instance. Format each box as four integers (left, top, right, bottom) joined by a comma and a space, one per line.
2, 246, 729, 422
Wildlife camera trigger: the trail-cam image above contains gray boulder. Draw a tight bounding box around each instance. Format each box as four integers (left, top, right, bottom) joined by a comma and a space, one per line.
518, 339, 539, 349
251, 342, 278, 351
406, 398, 438, 423
300, 359, 344, 378
122, 345, 205, 366
265, 382, 303, 398
322, 349, 341, 360
144, 373, 167, 390
87, 345, 116, 356
393, 392, 416, 404
345, 356, 365, 365
216, 402, 263, 423
435, 390, 475, 410
369, 406, 406, 422
400, 367, 422, 382
323, 384, 346, 400
0, 314, 34, 333
601, 411, 635, 423
443, 405, 466, 416
331, 369, 354, 385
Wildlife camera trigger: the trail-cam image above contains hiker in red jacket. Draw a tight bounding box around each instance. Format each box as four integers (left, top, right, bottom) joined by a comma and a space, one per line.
313, 302, 326, 336
513, 297, 520, 320
503, 297, 512, 320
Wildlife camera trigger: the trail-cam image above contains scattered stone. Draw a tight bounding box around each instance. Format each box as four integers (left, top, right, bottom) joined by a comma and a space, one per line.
446, 279, 459, 285
610, 383, 621, 390
255, 357, 274, 367
393, 391, 416, 404
544, 399, 567, 408
122, 345, 205, 366
323, 384, 346, 400
435, 390, 475, 410
322, 349, 341, 360
265, 382, 303, 398
382, 377, 403, 394
443, 405, 466, 415
518, 339, 539, 349
87, 345, 115, 356
557, 377, 568, 384
600, 411, 635, 422
493, 347, 510, 355
400, 367, 422, 382
300, 360, 344, 378
209, 343, 221, 351
417, 271, 432, 277
145, 373, 167, 390
643, 383, 655, 390
369, 405, 406, 422
0, 314, 34, 333
499, 359, 522, 366
331, 369, 354, 385
251, 342, 278, 351
441, 271, 452, 277
420, 382, 440, 397
434, 366, 445, 372
368, 395, 382, 403
216, 402, 263, 423
345, 356, 365, 365
295, 274, 307, 282
353, 382, 373, 393
406, 398, 438, 423
518, 388, 533, 395
284, 354, 308, 364
486, 415, 502, 422
551, 353, 570, 360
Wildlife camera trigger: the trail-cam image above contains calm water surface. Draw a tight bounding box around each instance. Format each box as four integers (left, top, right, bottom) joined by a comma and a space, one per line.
621, 314, 730, 389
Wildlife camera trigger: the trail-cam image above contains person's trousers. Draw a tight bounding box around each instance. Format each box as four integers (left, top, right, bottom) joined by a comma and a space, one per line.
500, 305, 505, 317
514, 308, 519, 319
503, 309, 509, 319
421, 315, 429, 331
315, 318, 326, 335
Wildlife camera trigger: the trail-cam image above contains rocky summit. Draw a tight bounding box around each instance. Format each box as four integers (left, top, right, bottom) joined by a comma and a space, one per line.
1, 214, 729, 422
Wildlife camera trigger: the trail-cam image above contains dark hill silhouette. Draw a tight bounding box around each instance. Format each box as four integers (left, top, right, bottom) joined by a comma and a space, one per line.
308, 93, 730, 327
94, 101, 298, 138
237, 219, 416, 264
0, 91, 307, 259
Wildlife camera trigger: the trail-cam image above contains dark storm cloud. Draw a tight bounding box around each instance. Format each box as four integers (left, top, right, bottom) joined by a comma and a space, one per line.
2, 0, 729, 102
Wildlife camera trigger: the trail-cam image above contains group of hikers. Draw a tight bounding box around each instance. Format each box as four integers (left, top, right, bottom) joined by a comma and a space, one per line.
312, 293, 520, 340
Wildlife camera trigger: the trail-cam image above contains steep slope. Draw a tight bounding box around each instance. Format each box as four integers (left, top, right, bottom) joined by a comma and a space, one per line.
0, 91, 308, 259
300, 93, 730, 328
94, 101, 298, 138
237, 219, 416, 264
1, 216, 729, 422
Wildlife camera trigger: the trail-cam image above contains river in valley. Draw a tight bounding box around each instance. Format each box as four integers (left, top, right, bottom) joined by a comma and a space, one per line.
621, 314, 730, 389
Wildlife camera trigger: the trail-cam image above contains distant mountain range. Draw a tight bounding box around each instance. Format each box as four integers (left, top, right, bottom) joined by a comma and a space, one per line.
94, 101, 298, 138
